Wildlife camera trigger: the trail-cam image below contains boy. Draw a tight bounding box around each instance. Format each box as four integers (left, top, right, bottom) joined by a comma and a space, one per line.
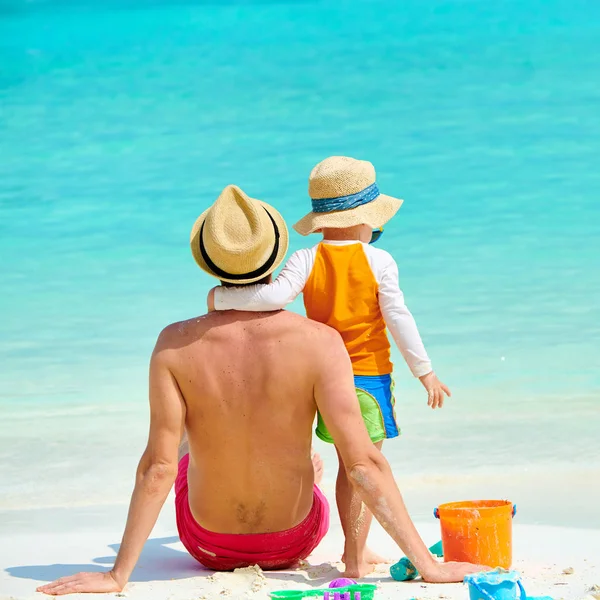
208, 156, 450, 577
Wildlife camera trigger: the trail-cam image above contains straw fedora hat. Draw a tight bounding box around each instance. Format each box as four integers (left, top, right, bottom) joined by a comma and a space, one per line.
190, 185, 289, 284
293, 156, 403, 236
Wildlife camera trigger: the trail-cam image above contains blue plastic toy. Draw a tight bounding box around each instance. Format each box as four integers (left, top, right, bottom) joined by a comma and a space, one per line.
390, 540, 444, 581
465, 569, 553, 600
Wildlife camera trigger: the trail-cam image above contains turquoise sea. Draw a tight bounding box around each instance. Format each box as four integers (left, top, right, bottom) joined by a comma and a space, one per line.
1, 0, 599, 527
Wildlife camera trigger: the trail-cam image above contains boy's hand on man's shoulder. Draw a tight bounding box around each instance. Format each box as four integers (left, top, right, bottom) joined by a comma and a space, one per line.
419, 371, 451, 409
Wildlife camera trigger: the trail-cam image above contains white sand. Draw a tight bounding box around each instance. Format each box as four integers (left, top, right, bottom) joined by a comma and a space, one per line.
1, 495, 599, 600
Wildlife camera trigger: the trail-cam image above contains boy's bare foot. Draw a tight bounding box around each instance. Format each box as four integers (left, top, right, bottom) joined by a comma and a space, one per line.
421, 561, 491, 583
342, 559, 376, 579
364, 547, 389, 565
342, 547, 389, 566
311, 450, 324, 485
341, 545, 389, 578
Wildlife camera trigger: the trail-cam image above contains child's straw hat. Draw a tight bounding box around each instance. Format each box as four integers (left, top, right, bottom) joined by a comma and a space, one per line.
190, 185, 289, 284
293, 156, 403, 236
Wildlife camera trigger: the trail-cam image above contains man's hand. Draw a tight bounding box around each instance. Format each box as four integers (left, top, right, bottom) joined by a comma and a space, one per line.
419, 371, 451, 409
207, 287, 216, 312
36, 570, 122, 596
421, 561, 491, 583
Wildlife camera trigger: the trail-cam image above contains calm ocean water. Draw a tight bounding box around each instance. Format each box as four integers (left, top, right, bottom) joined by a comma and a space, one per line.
1, 0, 599, 517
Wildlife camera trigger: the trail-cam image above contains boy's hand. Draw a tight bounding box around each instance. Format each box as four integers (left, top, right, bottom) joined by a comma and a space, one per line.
419, 371, 451, 409
207, 287, 216, 312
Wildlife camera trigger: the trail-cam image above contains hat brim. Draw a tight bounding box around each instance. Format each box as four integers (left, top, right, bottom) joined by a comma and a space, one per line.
292, 193, 403, 236
190, 201, 289, 284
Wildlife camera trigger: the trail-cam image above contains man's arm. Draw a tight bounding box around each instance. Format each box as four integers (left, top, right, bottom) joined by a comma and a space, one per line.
210, 249, 312, 311
313, 329, 484, 583
378, 256, 450, 408
37, 329, 186, 596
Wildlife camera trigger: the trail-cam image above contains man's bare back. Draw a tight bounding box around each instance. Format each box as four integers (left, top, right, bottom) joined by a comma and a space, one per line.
163, 309, 325, 534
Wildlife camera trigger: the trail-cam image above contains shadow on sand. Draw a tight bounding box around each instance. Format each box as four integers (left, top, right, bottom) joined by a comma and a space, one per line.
5, 536, 210, 584
6, 536, 352, 590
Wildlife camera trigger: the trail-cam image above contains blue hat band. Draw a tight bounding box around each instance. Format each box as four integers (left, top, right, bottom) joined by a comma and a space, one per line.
311, 182, 380, 214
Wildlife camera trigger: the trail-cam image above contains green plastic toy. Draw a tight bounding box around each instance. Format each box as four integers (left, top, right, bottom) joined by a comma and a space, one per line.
269, 583, 377, 599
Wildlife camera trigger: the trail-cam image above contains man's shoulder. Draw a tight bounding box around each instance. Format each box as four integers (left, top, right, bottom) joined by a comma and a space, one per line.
154, 315, 214, 351
277, 311, 343, 344
156, 310, 342, 348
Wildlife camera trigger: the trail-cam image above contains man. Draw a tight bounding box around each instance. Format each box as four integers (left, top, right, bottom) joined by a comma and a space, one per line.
38, 185, 481, 596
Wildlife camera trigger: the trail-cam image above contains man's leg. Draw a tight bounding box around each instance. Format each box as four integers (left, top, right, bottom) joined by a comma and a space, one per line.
336, 440, 386, 578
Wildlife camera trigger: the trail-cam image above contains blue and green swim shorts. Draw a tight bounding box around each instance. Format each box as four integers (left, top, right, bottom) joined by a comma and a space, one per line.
316, 373, 399, 444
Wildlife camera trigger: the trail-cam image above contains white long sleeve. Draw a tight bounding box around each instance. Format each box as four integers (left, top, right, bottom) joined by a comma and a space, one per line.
213, 248, 315, 311
374, 251, 433, 378
215, 241, 434, 378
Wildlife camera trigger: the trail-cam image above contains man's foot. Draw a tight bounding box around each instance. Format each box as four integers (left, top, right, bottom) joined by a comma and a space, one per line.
311, 450, 324, 485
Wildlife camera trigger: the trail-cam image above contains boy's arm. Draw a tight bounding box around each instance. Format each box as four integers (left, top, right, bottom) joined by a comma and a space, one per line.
212, 249, 312, 311
378, 256, 450, 408
378, 257, 433, 377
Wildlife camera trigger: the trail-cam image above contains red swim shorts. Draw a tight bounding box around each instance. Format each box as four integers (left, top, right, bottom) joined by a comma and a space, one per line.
175, 454, 329, 571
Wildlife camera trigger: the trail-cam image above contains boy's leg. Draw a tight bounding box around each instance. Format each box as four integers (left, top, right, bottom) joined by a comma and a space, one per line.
336, 440, 386, 578
178, 429, 189, 462
319, 374, 397, 576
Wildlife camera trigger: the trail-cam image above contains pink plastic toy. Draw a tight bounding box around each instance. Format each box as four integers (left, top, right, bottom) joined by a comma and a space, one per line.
329, 578, 357, 588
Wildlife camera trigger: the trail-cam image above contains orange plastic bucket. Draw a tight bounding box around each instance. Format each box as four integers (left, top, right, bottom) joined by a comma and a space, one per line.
434, 500, 516, 569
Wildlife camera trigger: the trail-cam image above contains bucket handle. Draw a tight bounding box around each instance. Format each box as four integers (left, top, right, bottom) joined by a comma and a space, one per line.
469, 578, 527, 600
434, 505, 517, 519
